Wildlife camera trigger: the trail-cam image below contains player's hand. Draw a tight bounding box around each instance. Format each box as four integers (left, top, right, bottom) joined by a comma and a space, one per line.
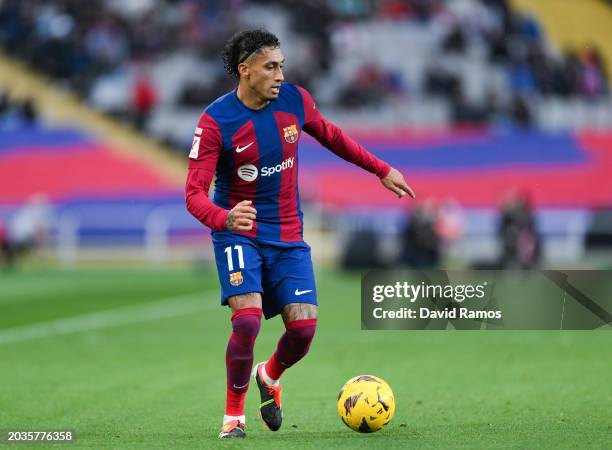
227, 200, 257, 231
381, 167, 416, 199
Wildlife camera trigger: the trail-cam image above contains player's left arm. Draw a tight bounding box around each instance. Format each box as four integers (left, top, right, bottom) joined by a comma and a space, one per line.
297, 86, 415, 199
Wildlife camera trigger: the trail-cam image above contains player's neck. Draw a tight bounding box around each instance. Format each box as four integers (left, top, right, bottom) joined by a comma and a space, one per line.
236, 84, 269, 110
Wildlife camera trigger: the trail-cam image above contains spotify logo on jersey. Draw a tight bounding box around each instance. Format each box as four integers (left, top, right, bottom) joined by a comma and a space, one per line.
237, 158, 295, 182
237, 164, 258, 182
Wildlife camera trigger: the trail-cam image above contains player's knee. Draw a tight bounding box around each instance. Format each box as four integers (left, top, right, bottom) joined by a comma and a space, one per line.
231, 307, 262, 338
286, 318, 317, 356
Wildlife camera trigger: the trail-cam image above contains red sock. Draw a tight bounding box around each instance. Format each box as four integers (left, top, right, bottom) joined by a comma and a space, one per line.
225, 389, 245, 417
265, 318, 317, 381
225, 307, 261, 416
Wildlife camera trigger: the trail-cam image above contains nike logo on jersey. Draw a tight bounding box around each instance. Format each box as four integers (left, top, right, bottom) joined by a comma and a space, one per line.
294, 289, 313, 296
236, 142, 254, 153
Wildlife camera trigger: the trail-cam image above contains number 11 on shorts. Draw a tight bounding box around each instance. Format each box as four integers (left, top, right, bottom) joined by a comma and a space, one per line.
224, 245, 245, 271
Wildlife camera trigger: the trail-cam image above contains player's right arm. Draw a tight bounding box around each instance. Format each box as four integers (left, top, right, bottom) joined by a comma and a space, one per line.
185, 113, 257, 231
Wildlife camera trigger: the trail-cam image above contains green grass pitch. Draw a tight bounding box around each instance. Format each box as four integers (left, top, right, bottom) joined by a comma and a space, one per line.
0, 267, 610, 449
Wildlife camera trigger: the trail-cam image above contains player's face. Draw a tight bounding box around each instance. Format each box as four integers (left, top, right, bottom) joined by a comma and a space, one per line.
243, 47, 284, 102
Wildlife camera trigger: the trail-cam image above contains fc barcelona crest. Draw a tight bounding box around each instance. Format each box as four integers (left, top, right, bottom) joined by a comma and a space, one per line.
229, 271, 243, 286
283, 124, 299, 143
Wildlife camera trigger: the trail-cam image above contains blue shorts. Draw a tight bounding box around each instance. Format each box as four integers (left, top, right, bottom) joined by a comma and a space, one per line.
212, 231, 317, 319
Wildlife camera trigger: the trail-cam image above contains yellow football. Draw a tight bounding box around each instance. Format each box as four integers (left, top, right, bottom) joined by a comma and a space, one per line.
337, 375, 395, 433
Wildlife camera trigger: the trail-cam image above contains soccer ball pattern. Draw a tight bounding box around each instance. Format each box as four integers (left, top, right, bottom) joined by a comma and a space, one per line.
337, 375, 395, 433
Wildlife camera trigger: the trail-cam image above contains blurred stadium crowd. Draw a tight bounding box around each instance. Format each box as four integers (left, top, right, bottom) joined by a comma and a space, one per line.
1, 0, 610, 147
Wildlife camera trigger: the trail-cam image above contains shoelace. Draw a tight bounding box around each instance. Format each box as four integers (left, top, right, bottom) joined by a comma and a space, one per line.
266, 385, 281, 406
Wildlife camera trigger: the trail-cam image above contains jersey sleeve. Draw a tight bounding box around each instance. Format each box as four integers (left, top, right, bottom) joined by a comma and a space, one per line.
297, 86, 391, 178
185, 112, 229, 231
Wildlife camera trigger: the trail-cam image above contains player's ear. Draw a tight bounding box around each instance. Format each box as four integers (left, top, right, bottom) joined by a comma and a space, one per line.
237, 62, 249, 79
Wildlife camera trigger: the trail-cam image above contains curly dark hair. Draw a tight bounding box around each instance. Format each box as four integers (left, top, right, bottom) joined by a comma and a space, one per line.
222, 29, 281, 78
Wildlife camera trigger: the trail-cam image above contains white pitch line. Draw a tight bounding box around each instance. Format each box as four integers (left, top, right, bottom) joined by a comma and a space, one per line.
0, 291, 217, 345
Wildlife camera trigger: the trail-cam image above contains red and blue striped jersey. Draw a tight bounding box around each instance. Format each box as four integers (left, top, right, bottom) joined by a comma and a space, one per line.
186, 83, 390, 242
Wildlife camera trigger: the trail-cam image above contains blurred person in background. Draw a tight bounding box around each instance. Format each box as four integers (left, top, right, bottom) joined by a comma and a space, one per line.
131, 68, 157, 130
498, 190, 540, 269
579, 46, 608, 99
0, 86, 39, 128
3, 193, 53, 267
185, 29, 415, 439
510, 93, 532, 128
400, 199, 441, 268
0, 89, 10, 116
19, 97, 38, 125
0, 218, 10, 267
435, 199, 465, 259
341, 229, 384, 270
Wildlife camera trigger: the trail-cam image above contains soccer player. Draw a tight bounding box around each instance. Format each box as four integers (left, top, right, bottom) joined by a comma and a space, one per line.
185, 29, 415, 439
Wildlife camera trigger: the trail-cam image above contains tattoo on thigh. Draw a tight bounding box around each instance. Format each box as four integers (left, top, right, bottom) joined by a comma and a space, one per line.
228, 292, 262, 311
282, 303, 318, 322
